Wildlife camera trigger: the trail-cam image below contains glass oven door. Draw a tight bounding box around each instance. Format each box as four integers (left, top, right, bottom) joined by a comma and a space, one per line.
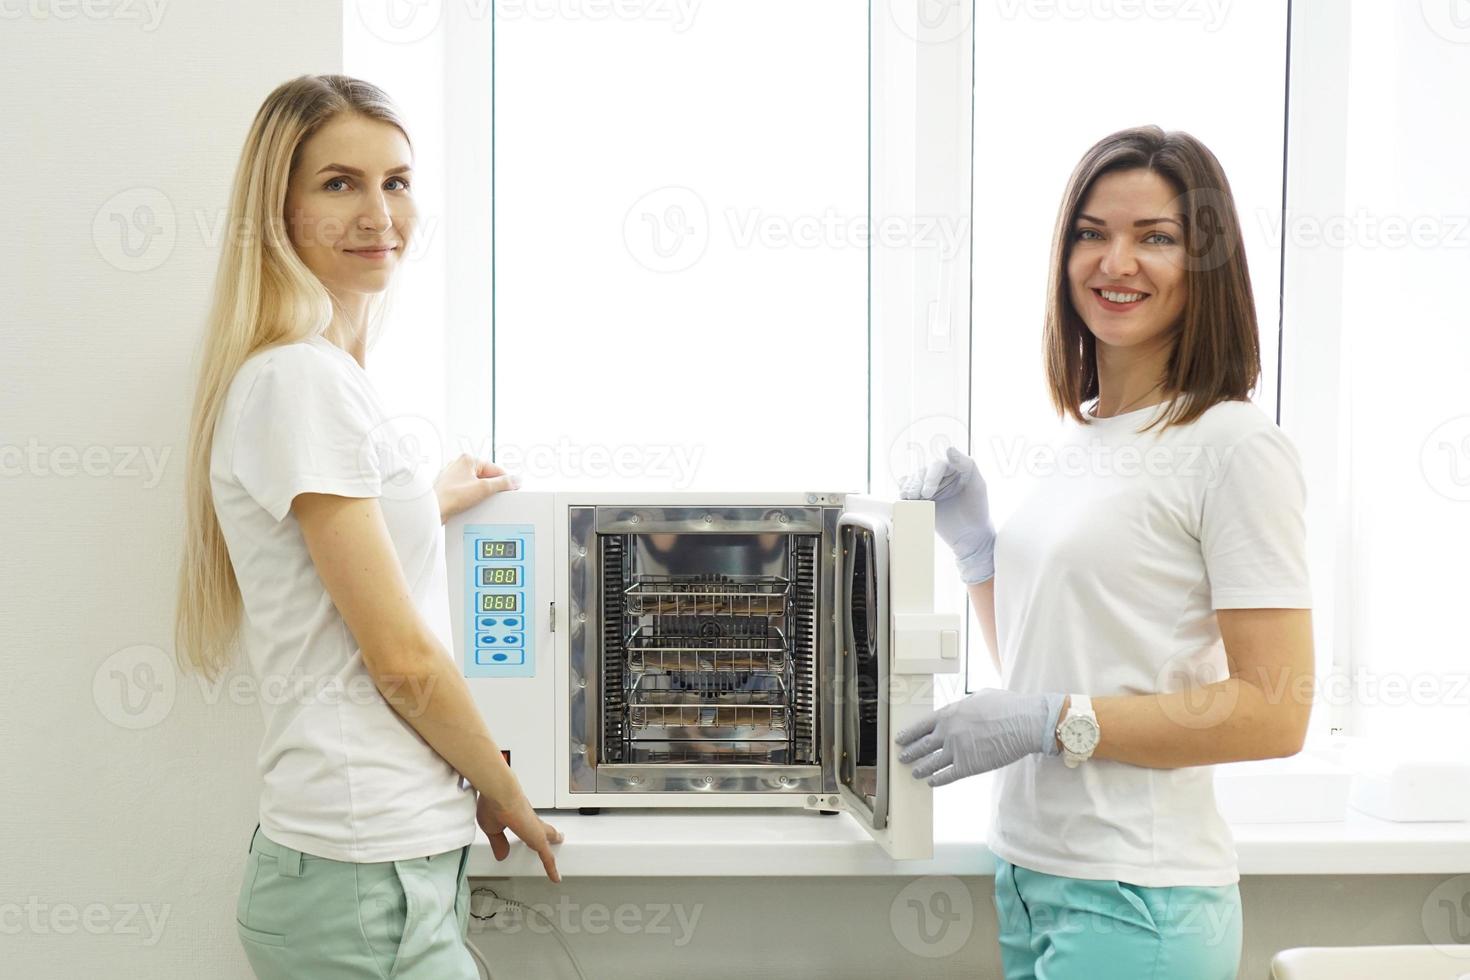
834, 495, 960, 859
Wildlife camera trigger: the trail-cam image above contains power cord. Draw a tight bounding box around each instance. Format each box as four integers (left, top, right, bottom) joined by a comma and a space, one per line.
467, 886, 589, 980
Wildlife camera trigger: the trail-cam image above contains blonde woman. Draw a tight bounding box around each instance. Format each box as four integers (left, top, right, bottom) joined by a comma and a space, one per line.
176, 75, 562, 979
897, 127, 1314, 979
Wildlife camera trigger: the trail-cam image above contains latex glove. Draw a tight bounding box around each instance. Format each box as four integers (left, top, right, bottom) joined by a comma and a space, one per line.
898, 446, 997, 584
894, 689, 1068, 787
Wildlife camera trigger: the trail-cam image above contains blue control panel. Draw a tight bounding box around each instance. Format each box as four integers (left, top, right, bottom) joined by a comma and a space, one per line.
462, 524, 534, 678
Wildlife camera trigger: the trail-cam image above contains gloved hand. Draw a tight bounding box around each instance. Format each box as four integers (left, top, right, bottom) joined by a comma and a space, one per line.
898, 446, 997, 584
895, 689, 1068, 787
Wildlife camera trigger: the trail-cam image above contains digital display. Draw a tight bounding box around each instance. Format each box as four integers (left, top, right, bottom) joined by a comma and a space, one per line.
478, 540, 520, 560
479, 565, 521, 587
479, 593, 521, 612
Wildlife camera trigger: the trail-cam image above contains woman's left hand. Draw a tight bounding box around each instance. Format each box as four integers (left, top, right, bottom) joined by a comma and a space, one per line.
895, 689, 1068, 786
434, 454, 520, 523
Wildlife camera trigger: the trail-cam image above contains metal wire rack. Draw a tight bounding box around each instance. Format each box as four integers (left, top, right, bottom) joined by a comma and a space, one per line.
625, 627, 788, 674
624, 575, 791, 618
627, 742, 792, 764
614, 570, 803, 761
628, 671, 787, 706
627, 703, 788, 735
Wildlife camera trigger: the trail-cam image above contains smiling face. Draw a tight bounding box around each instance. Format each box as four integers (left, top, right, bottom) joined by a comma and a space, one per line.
284, 112, 415, 299
1066, 168, 1188, 353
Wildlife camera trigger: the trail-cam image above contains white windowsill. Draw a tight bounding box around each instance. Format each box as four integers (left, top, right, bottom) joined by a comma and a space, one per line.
467, 775, 1470, 878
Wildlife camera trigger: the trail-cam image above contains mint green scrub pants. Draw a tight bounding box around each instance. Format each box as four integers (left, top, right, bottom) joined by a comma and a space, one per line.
994, 855, 1243, 980
236, 825, 478, 979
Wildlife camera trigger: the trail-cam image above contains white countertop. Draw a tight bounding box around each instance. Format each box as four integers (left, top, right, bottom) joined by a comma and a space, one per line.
466, 777, 1470, 878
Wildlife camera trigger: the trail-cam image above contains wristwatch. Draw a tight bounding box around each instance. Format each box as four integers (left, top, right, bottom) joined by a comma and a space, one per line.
1056, 694, 1100, 768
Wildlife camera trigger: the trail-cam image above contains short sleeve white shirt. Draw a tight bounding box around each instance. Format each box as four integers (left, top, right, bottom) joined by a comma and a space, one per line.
988, 397, 1312, 887
210, 335, 475, 863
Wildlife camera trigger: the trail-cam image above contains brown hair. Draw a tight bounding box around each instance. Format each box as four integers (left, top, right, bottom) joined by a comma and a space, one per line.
1042, 125, 1260, 432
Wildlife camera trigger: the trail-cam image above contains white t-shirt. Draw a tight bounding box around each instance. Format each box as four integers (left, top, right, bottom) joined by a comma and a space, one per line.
210, 334, 475, 863
987, 396, 1312, 887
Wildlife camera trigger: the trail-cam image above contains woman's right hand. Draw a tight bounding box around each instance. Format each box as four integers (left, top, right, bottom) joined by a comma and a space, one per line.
476, 790, 563, 883
434, 454, 520, 524
899, 445, 997, 584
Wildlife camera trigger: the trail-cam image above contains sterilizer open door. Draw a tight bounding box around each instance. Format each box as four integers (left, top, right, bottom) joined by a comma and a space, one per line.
833, 495, 960, 860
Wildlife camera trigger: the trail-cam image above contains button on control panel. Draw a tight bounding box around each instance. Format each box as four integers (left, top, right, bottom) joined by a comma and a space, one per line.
462, 524, 534, 678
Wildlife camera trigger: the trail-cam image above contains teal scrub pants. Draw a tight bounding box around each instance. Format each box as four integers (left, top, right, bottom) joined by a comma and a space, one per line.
993, 854, 1243, 980
236, 825, 478, 979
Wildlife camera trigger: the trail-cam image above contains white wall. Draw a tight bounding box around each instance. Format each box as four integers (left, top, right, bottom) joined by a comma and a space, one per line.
0, 4, 341, 977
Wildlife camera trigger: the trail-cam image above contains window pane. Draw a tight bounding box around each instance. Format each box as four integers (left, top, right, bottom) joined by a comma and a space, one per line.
966, 5, 1290, 690
1337, 0, 1470, 747
492, 2, 868, 491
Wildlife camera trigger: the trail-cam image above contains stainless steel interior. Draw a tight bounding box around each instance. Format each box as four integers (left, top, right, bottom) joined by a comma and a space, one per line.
567, 505, 841, 795
613, 540, 812, 764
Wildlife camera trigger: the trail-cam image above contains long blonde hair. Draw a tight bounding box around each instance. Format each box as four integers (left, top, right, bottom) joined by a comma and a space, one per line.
175, 74, 409, 679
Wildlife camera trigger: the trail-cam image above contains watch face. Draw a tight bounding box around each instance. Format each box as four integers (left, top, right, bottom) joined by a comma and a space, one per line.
1060, 716, 1099, 752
